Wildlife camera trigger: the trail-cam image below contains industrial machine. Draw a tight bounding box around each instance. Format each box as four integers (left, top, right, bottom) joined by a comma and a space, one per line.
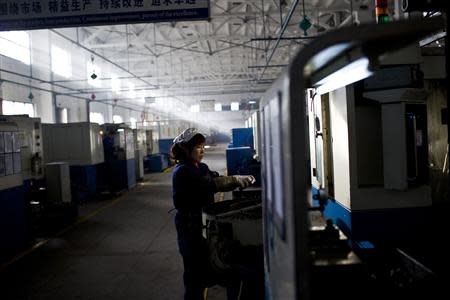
0, 121, 28, 255
259, 17, 444, 299
245, 111, 261, 159
42, 122, 104, 166
133, 128, 146, 181
0, 115, 44, 186
45, 162, 71, 204
226, 127, 261, 186
143, 130, 172, 173
202, 188, 264, 298
308, 79, 431, 244
145, 129, 154, 155
100, 123, 136, 193
42, 122, 104, 202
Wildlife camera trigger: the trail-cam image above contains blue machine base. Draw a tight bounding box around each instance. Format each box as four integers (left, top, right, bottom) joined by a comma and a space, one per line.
144, 154, 169, 172
111, 159, 136, 191
158, 139, 173, 156
0, 185, 28, 255
70, 165, 98, 203
311, 187, 431, 248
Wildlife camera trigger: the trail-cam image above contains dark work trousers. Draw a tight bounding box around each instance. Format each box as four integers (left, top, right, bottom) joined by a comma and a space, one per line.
175, 212, 210, 300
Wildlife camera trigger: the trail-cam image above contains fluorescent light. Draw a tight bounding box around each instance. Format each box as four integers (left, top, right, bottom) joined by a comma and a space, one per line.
249, 100, 256, 104
315, 57, 372, 95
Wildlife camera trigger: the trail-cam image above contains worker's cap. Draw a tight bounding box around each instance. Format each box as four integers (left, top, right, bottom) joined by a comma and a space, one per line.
173, 128, 205, 144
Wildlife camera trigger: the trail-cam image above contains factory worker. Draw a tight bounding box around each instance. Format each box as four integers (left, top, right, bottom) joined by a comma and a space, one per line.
171, 128, 255, 300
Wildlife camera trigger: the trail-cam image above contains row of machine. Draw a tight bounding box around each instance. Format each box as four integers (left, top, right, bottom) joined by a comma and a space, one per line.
0, 115, 171, 257
258, 16, 444, 300
201, 16, 446, 300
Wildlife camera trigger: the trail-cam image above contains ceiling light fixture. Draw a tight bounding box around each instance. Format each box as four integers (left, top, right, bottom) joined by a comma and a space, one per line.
314, 57, 373, 95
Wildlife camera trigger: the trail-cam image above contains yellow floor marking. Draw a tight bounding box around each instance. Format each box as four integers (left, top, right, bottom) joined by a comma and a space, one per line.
163, 166, 174, 173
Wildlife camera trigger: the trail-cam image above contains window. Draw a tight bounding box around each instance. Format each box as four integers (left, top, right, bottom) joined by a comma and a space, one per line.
59, 108, 68, 123
0, 31, 30, 65
231, 102, 240, 111
190, 104, 200, 113
2, 100, 35, 117
89, 112, 104, 124
87, 61, 101, 87
111, 75, 121, 93
130, 117, 137, 129
214, 103, 222, 111
113, 115, 123, 124
52, 46, 72, 78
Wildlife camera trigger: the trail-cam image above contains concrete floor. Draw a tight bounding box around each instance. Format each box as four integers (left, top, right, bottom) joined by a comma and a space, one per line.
0, 144, 230, 300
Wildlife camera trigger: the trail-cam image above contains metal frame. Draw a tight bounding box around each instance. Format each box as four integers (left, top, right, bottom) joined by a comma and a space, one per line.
259, 16, 444, 299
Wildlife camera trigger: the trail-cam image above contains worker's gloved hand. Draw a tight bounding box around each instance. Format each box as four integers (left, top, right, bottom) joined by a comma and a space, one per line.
213, 175, 255, 192
233, 175, 255, 189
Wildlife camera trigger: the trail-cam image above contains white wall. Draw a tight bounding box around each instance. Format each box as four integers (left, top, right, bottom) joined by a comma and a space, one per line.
34, 91, 54, 123
1, 30, 55, 123
56, 95, 88, 123
1, 30, 253, 130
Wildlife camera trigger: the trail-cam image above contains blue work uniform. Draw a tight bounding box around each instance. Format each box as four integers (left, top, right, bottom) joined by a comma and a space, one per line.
172, 161, 218, 300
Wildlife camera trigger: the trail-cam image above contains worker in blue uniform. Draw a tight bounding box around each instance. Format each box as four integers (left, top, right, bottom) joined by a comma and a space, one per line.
171, 128, 255, 300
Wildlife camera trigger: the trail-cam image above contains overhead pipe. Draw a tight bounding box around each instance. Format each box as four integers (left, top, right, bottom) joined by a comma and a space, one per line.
259, 0, 300, 79
248, 64, 288, 68
252, 36, 316, 41
50, 29, 159, 89
0, 71, 144, 114
0, 67, 86, 95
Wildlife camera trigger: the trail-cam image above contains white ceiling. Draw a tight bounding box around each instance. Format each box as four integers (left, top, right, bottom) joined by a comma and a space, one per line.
13, 0, 376, 112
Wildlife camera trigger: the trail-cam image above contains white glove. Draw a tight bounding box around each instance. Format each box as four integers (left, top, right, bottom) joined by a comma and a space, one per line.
233, 175, 256, 189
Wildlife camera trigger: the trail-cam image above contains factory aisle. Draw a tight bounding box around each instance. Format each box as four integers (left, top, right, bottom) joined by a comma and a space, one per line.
0, 144, 229, 300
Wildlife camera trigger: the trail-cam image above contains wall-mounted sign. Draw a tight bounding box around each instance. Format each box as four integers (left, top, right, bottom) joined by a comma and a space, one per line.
0, 0, 209, 31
